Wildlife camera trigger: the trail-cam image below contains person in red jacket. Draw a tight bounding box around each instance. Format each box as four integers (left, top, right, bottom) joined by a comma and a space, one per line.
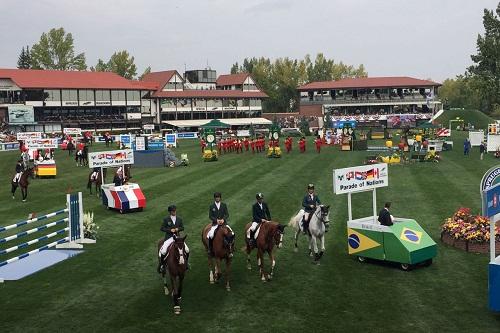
200, 139, 206, 154
299, 137, 306, 153
285, 137, 292, 153
243, 138, 249, 151
314, 136, 322, 154
250, 139, 255, 153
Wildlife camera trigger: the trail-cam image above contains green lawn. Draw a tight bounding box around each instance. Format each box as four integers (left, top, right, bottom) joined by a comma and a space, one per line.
435, 109, 497, 130
1, 134, 500, 333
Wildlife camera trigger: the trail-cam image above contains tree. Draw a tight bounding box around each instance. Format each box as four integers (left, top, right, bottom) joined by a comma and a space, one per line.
107, 51, 137, 79
139, 66, 151, 80
17, 46, 32, 69
467, 3, 500, 114
90, 59, 108, 72
230, 62, 239, 74
30, 27, 86, 70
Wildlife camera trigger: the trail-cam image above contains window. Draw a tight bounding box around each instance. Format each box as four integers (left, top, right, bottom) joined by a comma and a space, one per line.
44, 89, 60, 101
61, 90, 78, 101
126, 90, 140, 101
95, 90, 110, 101
111, 90, 126, 101
79, 90, 94, 101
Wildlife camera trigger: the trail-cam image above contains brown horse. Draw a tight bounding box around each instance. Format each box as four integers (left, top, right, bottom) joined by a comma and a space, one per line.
157, 235, 188, 315
244, 221, 286, 282
11, 168, 34, 202
87, 169, 106, 197
201, 224, 235, 291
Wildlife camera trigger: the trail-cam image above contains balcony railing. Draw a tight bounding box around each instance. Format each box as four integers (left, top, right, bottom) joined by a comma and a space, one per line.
300, 95, 432, 105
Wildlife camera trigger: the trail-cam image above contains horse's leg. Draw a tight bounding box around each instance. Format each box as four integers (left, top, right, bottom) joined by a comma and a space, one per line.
171, 276, 181, 315
214, 258, 222, 282
311, 236, 320, 263
308, 236, 313, 257
257, 249, 266, 282
22, 186, 27, 202
11, 183, 16, 199
208, 254, 215, 284
163, 274, 169, 296
245, 241, 252, 270
225, 257, 231, 291
294, 229, 300, 253
320, 234, 325, 254
269, 250, 275, 280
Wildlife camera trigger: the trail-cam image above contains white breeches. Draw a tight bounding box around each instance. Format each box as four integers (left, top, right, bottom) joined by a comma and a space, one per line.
207, 224, 233, 239
247, 222, 259, 238
13, 172, 22, 182
91, 172, 98, 180
159, 238, 190, 257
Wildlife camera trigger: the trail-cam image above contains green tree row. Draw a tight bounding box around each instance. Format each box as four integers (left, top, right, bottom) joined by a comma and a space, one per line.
17, 27, 149, 79
439, 2, 500, 115
230, 54, 367, 112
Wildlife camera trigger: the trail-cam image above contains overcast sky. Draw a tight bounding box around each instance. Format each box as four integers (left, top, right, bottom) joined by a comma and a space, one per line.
0, 0, 497, 82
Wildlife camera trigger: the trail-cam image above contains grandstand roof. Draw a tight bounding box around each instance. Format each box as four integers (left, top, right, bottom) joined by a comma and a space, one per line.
141, 70, 180, 90
298, 76, 441, 91
216, 73, 249, 86
0, 68, 155, 90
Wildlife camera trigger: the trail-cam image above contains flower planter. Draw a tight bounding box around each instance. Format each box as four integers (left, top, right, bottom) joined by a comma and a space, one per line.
441, 231, 500, 254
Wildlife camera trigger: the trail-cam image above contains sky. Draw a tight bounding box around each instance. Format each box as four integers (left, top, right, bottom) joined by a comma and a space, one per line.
0, 0, 498, 82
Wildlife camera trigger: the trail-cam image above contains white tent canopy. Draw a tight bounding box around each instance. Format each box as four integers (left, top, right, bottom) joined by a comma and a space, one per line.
162, 117, 272, 128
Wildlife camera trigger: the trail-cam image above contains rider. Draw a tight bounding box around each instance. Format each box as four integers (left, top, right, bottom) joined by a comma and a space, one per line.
247, 193, 272, 246
302, 184, 326, 234
158, 205, 190, 273
207, 192, 232, 256
113, 167, 125, 186
90, 167, 100, 181
14, 159, 23, 183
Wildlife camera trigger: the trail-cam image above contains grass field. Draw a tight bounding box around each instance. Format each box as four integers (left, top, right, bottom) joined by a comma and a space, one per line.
1, 133, 500, 333
435, 109, 496, 130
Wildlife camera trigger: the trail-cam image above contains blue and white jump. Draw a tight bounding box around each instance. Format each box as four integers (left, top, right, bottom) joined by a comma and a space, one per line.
0, 192, 95, 281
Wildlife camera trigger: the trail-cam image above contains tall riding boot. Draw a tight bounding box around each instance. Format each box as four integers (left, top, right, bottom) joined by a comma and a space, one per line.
157, 254, 165, 274
208, 238, 214, 256
185, 252, 190, 270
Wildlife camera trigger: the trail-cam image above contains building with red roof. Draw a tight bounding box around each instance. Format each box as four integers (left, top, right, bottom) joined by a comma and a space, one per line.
298, 76, 441, 125
142, 69, 268, 126
0, 68, 156, 132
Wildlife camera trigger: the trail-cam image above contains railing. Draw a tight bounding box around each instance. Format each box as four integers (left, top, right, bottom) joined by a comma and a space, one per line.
300, 95, 431, 105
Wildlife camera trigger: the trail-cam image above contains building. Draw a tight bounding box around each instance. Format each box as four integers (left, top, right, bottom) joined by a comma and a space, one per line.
298, 76, 441, 126
0, 68, 156, 133
142, 70, 269, 128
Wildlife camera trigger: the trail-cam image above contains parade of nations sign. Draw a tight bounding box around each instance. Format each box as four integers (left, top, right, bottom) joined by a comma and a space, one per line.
333, 163, 389, 194
88, 150, 134, 168
25, 138, 58, 149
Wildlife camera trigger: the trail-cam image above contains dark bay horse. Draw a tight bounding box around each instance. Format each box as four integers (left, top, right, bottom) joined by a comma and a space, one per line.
75, 145, 88, 167
87, 168, 106, 197
157, 235, 188, 315
244, 221, 286, 282
11, 168, 34, 202
201, 224, 235, 291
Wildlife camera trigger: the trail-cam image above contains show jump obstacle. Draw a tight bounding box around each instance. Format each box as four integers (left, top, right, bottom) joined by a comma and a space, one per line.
0, 192, 94, 282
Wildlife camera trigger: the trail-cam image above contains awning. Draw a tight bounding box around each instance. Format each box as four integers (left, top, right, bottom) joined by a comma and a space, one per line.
162, 117, 272, 128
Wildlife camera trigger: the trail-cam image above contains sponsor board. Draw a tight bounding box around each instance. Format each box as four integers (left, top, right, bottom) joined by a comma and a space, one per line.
89, 150, 134, 168
17, 132, 42, 140
165, 134, 177, 147
143, 124, 154, 130
25, 138, 58, 149
8, 105, 35, 124
333, 163, 388, 194
177, 132, 198, 139
63, 128, 82, 135
135, 136, 146, 151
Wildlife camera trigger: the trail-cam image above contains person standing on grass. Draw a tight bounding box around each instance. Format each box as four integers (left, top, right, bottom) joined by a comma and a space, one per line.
314, 136, 322, 154
480, 141, 486, 160
464, 138, 471, 156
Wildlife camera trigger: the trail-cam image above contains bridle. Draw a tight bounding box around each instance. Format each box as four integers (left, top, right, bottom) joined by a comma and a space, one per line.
314, 205, 330, 225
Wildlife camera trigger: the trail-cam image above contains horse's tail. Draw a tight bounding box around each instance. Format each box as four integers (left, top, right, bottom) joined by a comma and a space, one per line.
288, 211, 301, 230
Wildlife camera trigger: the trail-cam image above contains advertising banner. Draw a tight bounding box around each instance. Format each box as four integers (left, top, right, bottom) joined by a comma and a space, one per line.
88, 150, 134, 168
25, 138, 58, 149
120, 135, 132, 149
165, 134, 177, 147
17, 132, 42, 140
8, 105, 35, 124
177, 132, 198, 139
63, 128, 82, 135
143, 124, 154, 130
333, 163, 388, 194
387, 115, 416, 128
483, 183, 500, 219
135, 136, 146, 151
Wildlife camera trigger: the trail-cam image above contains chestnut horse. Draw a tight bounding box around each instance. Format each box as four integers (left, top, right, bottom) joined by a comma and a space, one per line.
157, 235, 188, 315
244, 221, 286, 282
201, 224, 235, 291
11, 168, 34, 202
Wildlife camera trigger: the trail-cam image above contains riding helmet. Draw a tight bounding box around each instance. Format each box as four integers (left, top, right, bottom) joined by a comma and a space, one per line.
168, 204, 177, 212
256, 193, 264, 199
214, 192, 222, 198
308, 184, 315, 189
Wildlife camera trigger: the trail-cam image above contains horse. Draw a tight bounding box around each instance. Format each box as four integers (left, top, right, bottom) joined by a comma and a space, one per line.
157, 235, 188, 315
11, 167, 34, 202
289, 205, 330, 264
201, 224, 235, 291
67, 141, 75, 156
75, 146, 88, 167
244, 221, 286, 282
87, 168, 106, 197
